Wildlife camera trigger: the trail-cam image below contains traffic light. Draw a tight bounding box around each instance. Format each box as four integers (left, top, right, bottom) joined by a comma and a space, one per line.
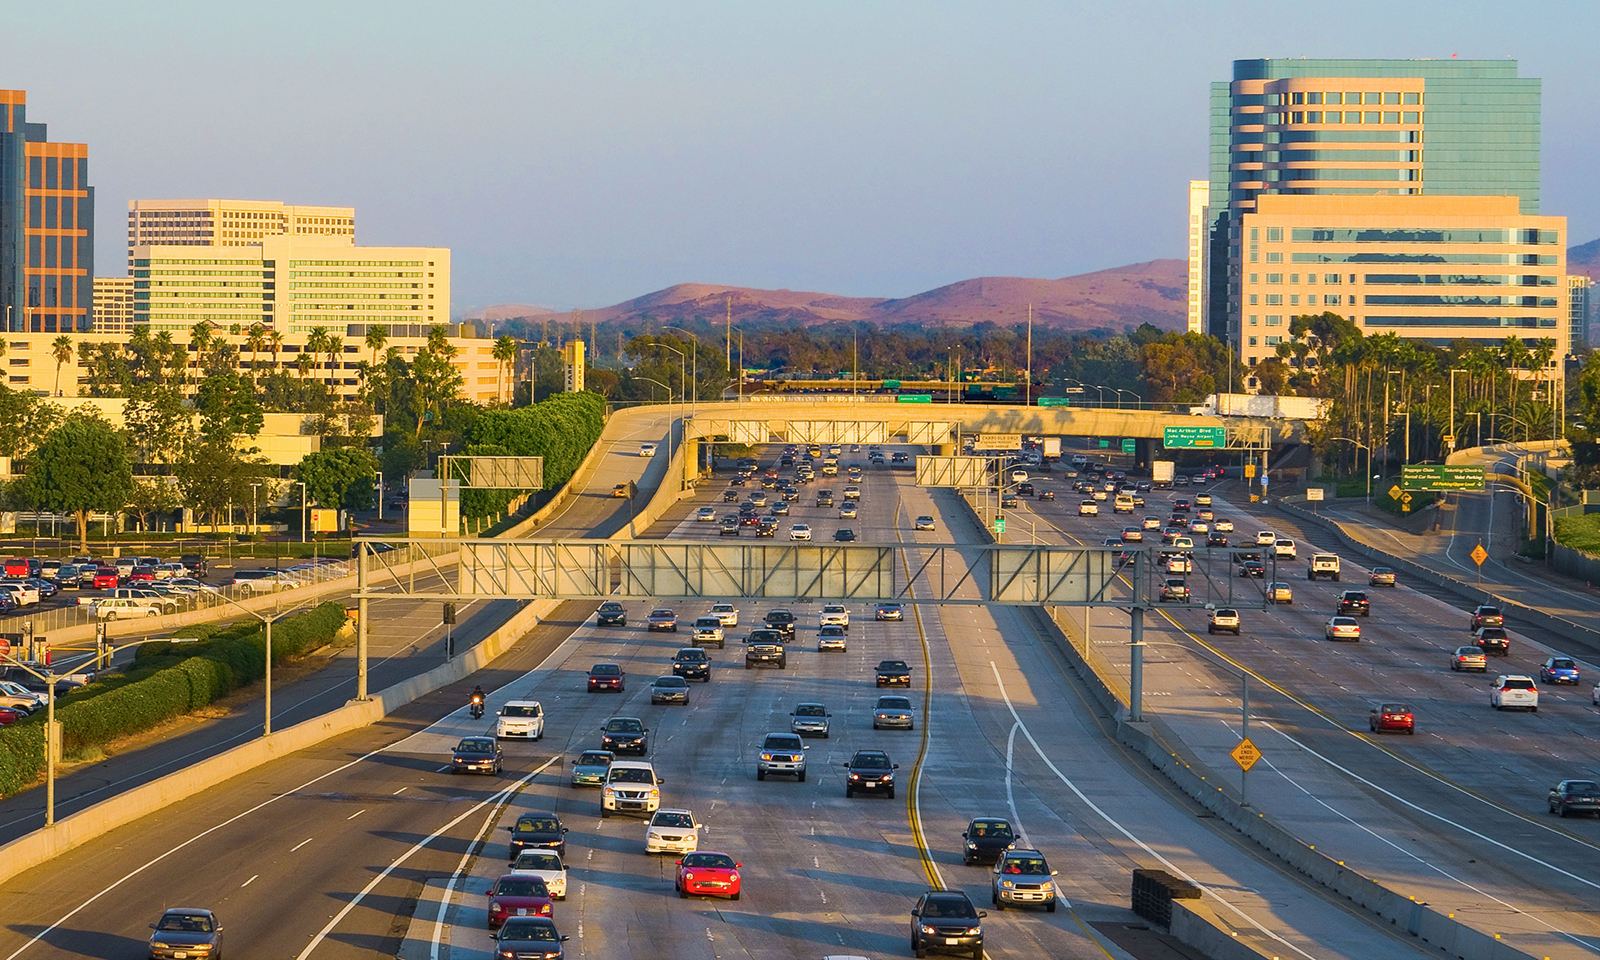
442, 602, 457, 625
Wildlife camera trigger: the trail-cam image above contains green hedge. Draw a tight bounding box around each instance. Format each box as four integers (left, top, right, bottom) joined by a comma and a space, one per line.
0, 602, 349, 797
463, 392, 607, 520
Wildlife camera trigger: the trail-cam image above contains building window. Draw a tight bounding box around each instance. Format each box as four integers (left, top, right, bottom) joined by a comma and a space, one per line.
1403, 92, 1420, 105
1266, 252, 1282, 263
1249, 274, 1258, 284
1325, 274, 1340, 284
1307, 111, 1322, 123
1266, 315, 1284, 326
1267, 228, 1282, 242
1267, 274, 1282, 285
1403, 111, 1420, 123
1289, 274, 1299, 284
1306, 274, 1317, 285
1249, 315, 1259, 326
1250, 228, 1259, 241
1265, 336, 1282, 345
1290, 295, 1300, 306
1249, 294, 1259, 305
1325, 295, 1341, 305
1266, 294, 1283, 305
1306, 295, 1318, 306
1248, 337, 1258, 347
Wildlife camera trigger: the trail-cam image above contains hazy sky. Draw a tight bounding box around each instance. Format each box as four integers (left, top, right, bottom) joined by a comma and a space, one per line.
9, 1, 1599, 312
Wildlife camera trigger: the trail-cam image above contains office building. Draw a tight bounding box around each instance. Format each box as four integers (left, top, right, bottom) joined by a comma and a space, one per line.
93, 276, 134, 333
126, 198, 355, 270
1186, 180, 1209, 334
1570, 275, 1592, 354
1199, 59, 1542, 344
563, 339, 586, 393
0, 89, 94, 333
1236, 195, 1565, 369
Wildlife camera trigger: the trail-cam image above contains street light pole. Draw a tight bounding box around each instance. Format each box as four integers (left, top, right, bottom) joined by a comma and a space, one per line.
1331, 436, 1372, 504
250, 482, 260, 540
298, 481, 308, 543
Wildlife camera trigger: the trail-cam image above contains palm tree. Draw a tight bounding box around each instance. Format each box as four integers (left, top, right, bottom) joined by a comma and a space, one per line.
295, 352, 314, 380
304, 327, 331, 385
267, 329, 284, 371
364, 324, 389, 364
49, 334, 73, 396
326, 335, 345, 388
245, 323, 267, 374
492, 334, 518, 403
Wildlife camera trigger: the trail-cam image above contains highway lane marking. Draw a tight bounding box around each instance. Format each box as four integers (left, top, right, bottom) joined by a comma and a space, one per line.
897, 499, 944, 891
296, 755, 560, 960
988, 660, 1318, 960
242, 875, 257, 887
430, 774, 529, 960
291, 837, 314, 852
347, 809, 366, 820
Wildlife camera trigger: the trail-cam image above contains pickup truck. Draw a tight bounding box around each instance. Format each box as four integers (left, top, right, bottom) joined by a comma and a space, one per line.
1308, 554, 1341, 581
744, 630, 787, 669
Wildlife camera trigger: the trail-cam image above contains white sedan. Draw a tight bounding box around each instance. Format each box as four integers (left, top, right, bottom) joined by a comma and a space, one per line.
639, 442, 658, 457
789, 524, 813, 541
645, 808, 702, 854
508, 849, 569, 899
1214, 518, 1234, 532
1325, 616, 1361, 641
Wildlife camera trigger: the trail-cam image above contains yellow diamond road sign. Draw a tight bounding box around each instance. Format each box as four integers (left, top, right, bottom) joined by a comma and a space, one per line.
1388, 485, 1403, 501
1471, 543, 1488, 566
1231, 738, 1262, 772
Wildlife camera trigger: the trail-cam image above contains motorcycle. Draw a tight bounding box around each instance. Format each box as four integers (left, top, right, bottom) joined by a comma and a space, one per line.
470, 694, 485, 720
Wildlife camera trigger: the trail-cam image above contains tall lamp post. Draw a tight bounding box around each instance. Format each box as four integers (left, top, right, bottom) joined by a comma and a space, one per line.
250, 482, 261, 540
298, 481, 308, 543
1330, 436, 1373, 504
649, 343, 686, 456
660, 327, 700, 415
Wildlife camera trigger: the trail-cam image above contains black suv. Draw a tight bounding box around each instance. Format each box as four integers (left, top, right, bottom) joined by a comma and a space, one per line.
763, 609, 797, 638
816, 491, 835, 507
909, 889, 985, 958
745, 629, 787, 669
600, 717, 649, 755
1335, 590, 1370, 617
507, 812, 568, 858
876, 659, 912, 687
671, 647, 711, 682
843, 749, 898, 799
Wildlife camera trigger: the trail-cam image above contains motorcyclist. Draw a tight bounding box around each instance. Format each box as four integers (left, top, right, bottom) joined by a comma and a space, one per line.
470, 685, 486, 718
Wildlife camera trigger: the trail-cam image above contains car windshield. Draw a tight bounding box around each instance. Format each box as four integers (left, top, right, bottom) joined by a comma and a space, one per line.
1001, 856, 1051, 875
606, 718, 644, 733
494, 877, 550, 897
497, 920, 559, 942
795, 704, 826, 717
458, 738, 495, 752
516, 817, 559, 833
1456, 647, 1482, 656
654, 677, 687, 688
515, 851, 562, 869
676, 649, 707, 660
682, 853, 735, 869
970, 820, 1012, 837
599, 603, 624, 612
610, 767, 654, 783
1551, 659, 1576, 669
764, 735, 803, 750
591, 664, 621, 676
694, 619, 720, 629
576, 752, 611, 766
503, 704, 540, 717
921, 897, 978, 919
651, 609, 674, 618
1502, 678, 1535, 690
879, 660, 908, 671
821, 626, 845, 636
157, 914, 214, 933
876, 697, 912, 710
652, 811, 695, 828
853, 753, 891, 769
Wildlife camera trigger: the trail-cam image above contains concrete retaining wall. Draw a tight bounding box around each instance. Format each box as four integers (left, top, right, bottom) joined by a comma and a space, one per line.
1168, 900, 1275, 960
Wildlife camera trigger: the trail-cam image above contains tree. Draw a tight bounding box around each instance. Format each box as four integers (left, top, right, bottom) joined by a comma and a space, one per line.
24, 412, 135, 552
0, 385, 62, 461
175, 437, 271, 532
50, 334, 73, 397
326, 335, 345, 387
296, 447, 379, 513
364, 324, 389, 365
492, 335, 518, 403
121, 387, 192, 469
194, 372, 265, 444
305, 327, 332, 385
189, 322, 216, 388
125, 478, 181, 532
244, 323, 267, 376
267, 329, 284, 371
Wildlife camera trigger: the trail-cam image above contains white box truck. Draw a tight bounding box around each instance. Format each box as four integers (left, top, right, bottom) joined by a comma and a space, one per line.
1042, 437, 1061, 459
1152, 461, 1175, 489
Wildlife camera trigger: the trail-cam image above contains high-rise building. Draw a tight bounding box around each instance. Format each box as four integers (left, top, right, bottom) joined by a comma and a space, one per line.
1570, 275, 1592, 354
93, 276, 134, 333
127, 198, 355, 269
0, 89, 94, 333
1201, 59, 1542, 344
1186, 180, 1209, 334
563, 339, 586, 393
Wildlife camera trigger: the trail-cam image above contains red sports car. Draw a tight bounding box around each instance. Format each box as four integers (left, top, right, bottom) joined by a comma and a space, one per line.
676, 852, 741, 900
485, 874, 554, 928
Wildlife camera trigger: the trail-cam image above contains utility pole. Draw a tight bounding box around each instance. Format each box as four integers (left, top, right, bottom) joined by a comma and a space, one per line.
725, 296, 732, 377
1026, 303, 1034, 405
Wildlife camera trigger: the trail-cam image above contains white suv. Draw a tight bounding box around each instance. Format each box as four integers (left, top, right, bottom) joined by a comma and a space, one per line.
709, 603, 739, 627
1274, 539, 1297, 559
1491, 675, 1539, 711
602, 760, 663, 817
495, 700, 544, 740
820, 605, 850, 629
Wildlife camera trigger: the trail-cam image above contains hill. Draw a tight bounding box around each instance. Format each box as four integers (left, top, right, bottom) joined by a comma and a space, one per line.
1570, 236, 1600, 278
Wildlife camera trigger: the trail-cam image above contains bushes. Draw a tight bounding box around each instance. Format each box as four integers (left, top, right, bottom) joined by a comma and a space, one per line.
0, 602, 349, 797
464, 392, 606, 520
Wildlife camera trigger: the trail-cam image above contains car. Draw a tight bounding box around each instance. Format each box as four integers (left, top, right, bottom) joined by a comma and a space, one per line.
650, 675, 691, 705
1256, 530, 1277, 545
506, 849, 568, 900
1121, 527, 1143, 543
790, 702, 831, 738
789, 523, 813, 541
1474, 626, 1511, 657
1267, 582, 1293, 604
817, 624, 848, 651
647, 608, 678, 632
507, 812, 568, 858
491, 917, 568, 957
91, 598, 161, 620
600, 717, 649, 754
496, 700, 545, 740
1539, 656, 1581, 685
834, 528, 857, 542
1000, 494, 1019, 509
744, 629, 788, 669
1208, 608, 1241, 635
147, 908, 224, 960
756, 732, 808, 780
1549, 780, 1600, 818
639, 442, 658, 457
587, 663, 625, 692
1335, 590, 1370, 617
1141, 516, 1162, 530
816, 491, 835, 507
613, 482, 636, 499
1491, 674, 1539, 711
1038, 490, 1056, 501
696, 506, 717, 522
684, 617, 726, 650
1188, 520, 1210, 534
876, 602, 904, 621
1238, 559, 1265, 579
569, 750, 613, 788
1325, 616, 1361, 641
1164, 554, 1192, 574
646, 808, 702, 854
1078, 499, 1099, 516
676, 851, 742, 900
820, 604, 850, 628
961, 817, 1018, 865
910, 888, 987, 957
915, 515, 937, 531
1470, 605, 1504, 631
1194, 493, 1212, 506
709, 603, 739, 627
1450, 646, 1489, 672
763, 608, 798, 637
843, 749, 898, 799
1206, 532, 1229, 548
876, 659, 912, 687
1368, 702, 1414, 734
1274, 539, 1297, 559
992, 849, 1059, 912
1158, 578, 1189, 602
722, 488, 740, 503
1214, 518, 1234, 532
1090, 489, 1107, 502
595, 601, 627, 627
872, 695, 915, 730
770, 500, 790, 516
0, 682, 42, 715
672, 647, 712, 682
837, 502, 859, 519
1172, 499, 1191, 513
601, 760, 663, 817
1369, 566, 1397, 587
843, 484, 862, 500
450, 737, 503, 775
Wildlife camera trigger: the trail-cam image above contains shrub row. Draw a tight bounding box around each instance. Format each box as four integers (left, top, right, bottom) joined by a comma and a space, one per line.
0, 602, 348, 798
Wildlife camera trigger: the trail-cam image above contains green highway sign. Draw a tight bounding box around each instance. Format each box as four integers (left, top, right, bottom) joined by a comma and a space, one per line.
1097, 439, 1110, 448
1038, 397, 1071, 407
994, 516, 1006, 534
1163, 425, 1226, 449
895, 394, 932, 403
882, 380, 902, 389
1401, 464, 1486, 491
1121, 438, 1136, 454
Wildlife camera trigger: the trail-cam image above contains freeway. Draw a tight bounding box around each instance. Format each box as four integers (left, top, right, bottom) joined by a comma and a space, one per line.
1000, 471, 1600, 959
0, 409, 674, 843
0, 444, 1431, 960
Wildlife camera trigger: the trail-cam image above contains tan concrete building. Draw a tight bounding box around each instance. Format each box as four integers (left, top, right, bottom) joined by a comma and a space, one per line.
92, 276, 134, 333
126, 198, 355, 269
1237, 195, 1566, 369
1186, 179, 1209, 334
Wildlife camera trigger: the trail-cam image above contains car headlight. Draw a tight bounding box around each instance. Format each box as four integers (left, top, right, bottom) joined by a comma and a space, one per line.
850, 773, 861, 780
966, 927, 982, 935
761, 753, 773, 761
1001, 880, 1015, 888
682, 871, 694, 881
647, 789, 659, 799
920, 925, 937, 935
490, 900, 502, 912
1040, 881, 1054, 890
966, 842, 978, 849
603, 786, 616, 796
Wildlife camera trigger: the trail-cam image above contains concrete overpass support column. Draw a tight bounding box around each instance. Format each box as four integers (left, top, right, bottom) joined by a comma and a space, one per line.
1134, 438, 1155, 471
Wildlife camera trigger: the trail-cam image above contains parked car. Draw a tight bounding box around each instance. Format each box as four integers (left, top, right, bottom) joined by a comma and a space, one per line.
1539, 656, 1581, 685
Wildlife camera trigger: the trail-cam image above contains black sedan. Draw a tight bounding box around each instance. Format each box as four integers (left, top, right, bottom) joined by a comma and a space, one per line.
601, 717, 649, 754
1549, 779, 1600, 818
451, 737, 503, 775
595, 602, 626, 627
508, 812, 568, 858
834, 528, 857, 542
875, 659, 912, 687
961, 817, 1018, 865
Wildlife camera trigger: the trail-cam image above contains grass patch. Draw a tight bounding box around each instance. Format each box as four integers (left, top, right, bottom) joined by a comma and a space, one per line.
1554, 513, 1600, 553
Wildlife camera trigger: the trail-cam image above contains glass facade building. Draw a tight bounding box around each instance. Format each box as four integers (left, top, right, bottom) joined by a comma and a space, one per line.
0, 90, 94, 333
1201, 59, 1542, 344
